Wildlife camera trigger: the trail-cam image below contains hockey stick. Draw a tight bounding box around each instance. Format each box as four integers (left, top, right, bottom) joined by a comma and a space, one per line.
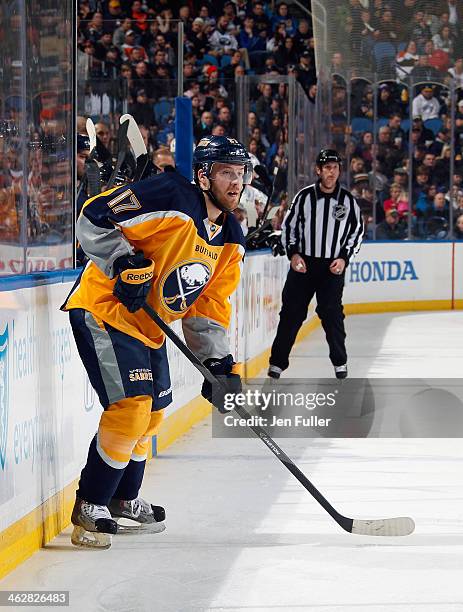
84, 119, 101, 197
106, 118, 130, 189
142, 302, 415, 537
120, 114, 149, 181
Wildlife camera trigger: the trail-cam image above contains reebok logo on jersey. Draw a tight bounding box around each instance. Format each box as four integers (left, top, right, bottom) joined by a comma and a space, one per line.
126, 272, 153, 281
121, 268, 154, 283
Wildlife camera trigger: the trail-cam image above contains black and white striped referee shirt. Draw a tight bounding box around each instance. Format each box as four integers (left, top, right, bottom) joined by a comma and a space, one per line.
283, 181, 364, 263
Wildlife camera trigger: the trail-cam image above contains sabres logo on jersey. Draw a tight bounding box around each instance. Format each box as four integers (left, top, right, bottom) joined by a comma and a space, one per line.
160, 260, 212, 313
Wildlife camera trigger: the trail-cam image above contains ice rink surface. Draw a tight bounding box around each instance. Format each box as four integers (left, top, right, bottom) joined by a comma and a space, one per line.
1, 312, 463, 612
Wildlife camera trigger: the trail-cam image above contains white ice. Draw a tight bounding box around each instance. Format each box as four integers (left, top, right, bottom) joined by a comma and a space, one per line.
1, 312, 463, 612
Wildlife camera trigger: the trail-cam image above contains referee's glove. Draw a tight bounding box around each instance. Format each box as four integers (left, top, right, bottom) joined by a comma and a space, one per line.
201, 354, 242, 414
113, 251, 154, 313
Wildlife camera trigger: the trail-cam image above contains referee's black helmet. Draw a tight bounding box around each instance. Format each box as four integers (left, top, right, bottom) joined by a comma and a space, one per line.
316, 149, 342, 167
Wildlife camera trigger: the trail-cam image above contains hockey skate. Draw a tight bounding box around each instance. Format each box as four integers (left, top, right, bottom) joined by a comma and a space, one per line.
71, 497, 118, 549
109, 497, 166, 534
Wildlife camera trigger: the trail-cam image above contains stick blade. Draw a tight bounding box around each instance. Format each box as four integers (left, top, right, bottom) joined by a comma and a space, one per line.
351, 516, 415, 537
86, 118, 96, 152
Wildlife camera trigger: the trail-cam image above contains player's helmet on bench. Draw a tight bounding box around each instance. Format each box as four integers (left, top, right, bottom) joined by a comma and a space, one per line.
193, 136, 253, 185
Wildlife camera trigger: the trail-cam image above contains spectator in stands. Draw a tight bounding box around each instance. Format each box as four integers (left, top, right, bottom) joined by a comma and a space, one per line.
209, 15, 238, 56
413, 165, 430, 201
434, 145, 452, 187
369, 159, 390, 194
221, 50, 244, 79
350, 156, 366, 176
194, 110, 214, 139
383, 182, 409, 218
131, 61, 157, 102
274, 36, 299, 70
152, 34, 175, 65
377, 84, 401, 118
376, 209, 406, 239
454, 213, 463, 239
86, 11, 105, 43
255, 83, 274, 119
331, 52, 344, 74
428, 190, 450, 224
294, 19, 312, 55
307, 82, 317, 104
424, 39, 450, 72
430, 127, 451, 157
266, 23, 287, 53
359, 10, 378, 62
217, 105, 233, 133
185, 17, 209, 58
297, 51, 316, 93
433, 25, 455, 55
411, 55, 441, 80
396, 40, 419, 78
129, 89, 155, 127
121, 29, 137, 60
113, 18, 132, 49
131, 0, 149, 33
271, 2, 297, 36
448, 57, 463, 86
412, 86, 440, 120
412, 116, 435, 144
388, 113, 405, 147
375, 8, 399, 43
238, 16, 266, 55
408, 10, 431, 52
251, 2, 271, 39
422, 151, 437, 182
354, 131, 374, 168
130, 45, 149, 64
377, 125, 404, 177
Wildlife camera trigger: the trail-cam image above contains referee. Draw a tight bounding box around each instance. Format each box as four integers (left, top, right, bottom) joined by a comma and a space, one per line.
268, 149, 363, 380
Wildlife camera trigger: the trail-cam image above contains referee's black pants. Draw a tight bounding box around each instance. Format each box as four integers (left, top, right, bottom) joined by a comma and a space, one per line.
270, 257, 347, 371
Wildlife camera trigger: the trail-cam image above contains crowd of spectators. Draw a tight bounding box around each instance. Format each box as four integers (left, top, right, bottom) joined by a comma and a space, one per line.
324, 0, 463, 240
77, 0, 315, 197
76, 0, 463, 241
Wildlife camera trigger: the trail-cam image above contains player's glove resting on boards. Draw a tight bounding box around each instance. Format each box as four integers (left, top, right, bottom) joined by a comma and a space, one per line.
201, 354, 242, 414
113, 251, 155, 313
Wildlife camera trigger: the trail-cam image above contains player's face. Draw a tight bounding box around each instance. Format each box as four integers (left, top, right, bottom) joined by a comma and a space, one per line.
210, 163, 245, 211
316, 162, 340, 190
77, 149, 90, 179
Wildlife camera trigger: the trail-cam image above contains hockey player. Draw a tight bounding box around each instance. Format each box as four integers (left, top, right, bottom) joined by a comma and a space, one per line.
62, 135, 252, 548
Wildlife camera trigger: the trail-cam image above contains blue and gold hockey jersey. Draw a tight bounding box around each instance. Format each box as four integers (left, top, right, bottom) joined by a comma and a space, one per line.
63, 170, 245, 361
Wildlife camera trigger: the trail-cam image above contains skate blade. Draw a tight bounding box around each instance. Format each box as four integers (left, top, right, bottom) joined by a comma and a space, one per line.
115, 519, 166, 534
71, 525, 113, 549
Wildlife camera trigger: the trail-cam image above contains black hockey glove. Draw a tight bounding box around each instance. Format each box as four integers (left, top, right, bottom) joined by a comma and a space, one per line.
201, 354, 242, 414
113, 251, 154, 313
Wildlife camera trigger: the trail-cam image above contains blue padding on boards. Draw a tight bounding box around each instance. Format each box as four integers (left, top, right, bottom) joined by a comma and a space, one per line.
175, 97, 193, 181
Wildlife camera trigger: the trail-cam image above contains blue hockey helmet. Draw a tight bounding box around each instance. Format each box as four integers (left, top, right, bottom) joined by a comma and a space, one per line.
193, 136, 253, 185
